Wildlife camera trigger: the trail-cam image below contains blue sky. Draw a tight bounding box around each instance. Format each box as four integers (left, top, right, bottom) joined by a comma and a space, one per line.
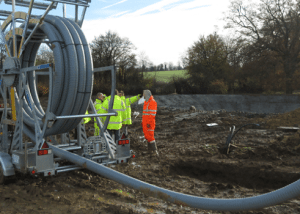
1, 0, 233, 66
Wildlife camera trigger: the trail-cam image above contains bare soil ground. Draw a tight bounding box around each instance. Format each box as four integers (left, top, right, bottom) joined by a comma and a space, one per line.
1, 97, 300, 214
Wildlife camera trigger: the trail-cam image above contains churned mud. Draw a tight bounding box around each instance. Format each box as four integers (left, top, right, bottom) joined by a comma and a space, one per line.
1, 96, 300, 214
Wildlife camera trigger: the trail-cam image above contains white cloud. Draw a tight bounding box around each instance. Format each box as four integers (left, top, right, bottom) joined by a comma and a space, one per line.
125, 0, 182, 16
82, 0, 231, 65
101, 0, 127, 10
109, 10, 130, 18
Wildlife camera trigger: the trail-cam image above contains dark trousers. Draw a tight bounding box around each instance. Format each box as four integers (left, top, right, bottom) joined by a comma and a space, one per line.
108, 129, 120, 143
122, 125, 128, 136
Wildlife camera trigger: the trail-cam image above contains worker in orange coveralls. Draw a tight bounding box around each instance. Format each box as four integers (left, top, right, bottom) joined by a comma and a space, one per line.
141, 89, 158, 156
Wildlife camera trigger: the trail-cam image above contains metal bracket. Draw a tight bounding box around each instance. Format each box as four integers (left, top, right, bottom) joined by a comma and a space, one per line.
0, 151, 15, 176
77, 122, 87, 147
10, 118, 22, 152
61, 133, 70, 144
89, 99, 116, 159
4, 0, 58, 10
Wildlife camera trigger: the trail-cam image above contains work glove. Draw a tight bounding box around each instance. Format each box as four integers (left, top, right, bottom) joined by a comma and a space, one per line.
133, 111, 139, 118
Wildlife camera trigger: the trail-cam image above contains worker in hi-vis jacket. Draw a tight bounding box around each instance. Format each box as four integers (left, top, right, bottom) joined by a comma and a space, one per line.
141, 89, 158, 156
93, 92, 107, 136
99, 89, 126, 142
118, 90, 141, 138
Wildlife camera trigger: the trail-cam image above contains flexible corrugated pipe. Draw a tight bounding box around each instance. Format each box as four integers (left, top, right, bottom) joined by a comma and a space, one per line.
50, 144, 300, 211
12, 15, 93, 140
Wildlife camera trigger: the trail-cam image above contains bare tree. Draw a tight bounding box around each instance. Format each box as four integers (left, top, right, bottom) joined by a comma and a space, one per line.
90, 31, 136, 68
225, 0, 300, 93
119, 52, 137, 84
36, 44, 54, 65
168, 62, 174, 71
148, 62, 155, 71
180, 52, 188, 69
137, 51, 151, 78
223, 36, 244, 92
158, 63, 164, 71
177, 61, 183, 70
164, 62, 168, 71
90, 31, 137, 84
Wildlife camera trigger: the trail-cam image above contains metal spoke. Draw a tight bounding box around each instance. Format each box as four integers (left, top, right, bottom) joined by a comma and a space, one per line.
50, 0, 88, 7
75, 0, 78, 23
18, 0, 35, 58
11, 0, 16, 57
0, 23, 12, 57
20, 1, 55, 58
63, 3, 66, 17
79, 6, 87, 27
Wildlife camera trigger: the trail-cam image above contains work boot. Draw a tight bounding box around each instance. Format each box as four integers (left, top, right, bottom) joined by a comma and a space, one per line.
147, 141, 152, 152
149, 141, 159, 157
142, 141, 152, 156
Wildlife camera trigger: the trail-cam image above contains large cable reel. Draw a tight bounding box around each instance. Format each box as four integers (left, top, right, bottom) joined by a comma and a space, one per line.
1, 13, 93, 142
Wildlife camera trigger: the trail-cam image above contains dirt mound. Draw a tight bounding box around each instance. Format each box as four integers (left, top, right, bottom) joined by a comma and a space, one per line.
257, 108, 300, 129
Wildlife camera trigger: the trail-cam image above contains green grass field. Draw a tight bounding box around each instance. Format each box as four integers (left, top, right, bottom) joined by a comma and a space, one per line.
141, 70, 189, 82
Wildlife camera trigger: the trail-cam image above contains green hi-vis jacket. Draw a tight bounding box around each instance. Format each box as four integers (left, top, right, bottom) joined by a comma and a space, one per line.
83, 110, 91, 124
97, 95, 125, 130
120, 95, 139, 125
93, 98, 106, 135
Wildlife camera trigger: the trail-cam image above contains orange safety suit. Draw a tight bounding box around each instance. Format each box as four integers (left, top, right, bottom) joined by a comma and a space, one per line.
142, 95, 157, 142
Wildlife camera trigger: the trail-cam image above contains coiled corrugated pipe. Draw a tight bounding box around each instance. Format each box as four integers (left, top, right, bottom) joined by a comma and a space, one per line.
13, 15, 93, 140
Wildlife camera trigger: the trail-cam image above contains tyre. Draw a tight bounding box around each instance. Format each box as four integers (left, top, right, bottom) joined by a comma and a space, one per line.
0, 163, 5, 184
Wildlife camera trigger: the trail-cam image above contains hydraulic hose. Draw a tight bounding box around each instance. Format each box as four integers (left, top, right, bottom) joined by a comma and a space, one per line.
50, 143, 300, 211
224, 123, 260, 153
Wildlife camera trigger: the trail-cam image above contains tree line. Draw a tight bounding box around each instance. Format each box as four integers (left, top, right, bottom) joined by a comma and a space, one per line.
3, 0, 300, 95
87, 0, 300, 95
181, 0, 300, 94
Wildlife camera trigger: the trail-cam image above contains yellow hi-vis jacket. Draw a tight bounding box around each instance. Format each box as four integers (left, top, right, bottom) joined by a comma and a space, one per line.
99, 95, 125, 130
121, 95, 139, 125
93, 98, 107, 136
83, 110, 91, 124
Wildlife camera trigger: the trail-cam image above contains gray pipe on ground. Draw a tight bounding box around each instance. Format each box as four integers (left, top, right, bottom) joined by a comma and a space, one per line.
49, 144, 300, 211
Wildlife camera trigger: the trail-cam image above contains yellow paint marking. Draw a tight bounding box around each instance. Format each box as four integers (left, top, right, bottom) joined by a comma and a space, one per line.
10, 87, 17, 121
5, 28, 23, 41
